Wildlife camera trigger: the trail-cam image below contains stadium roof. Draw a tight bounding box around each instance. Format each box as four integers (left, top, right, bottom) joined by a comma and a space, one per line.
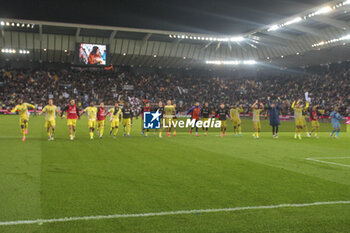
1, 0, 350, 69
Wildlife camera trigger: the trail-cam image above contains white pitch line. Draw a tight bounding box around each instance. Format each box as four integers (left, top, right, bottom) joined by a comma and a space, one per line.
306, 157, 350, 168
0, 201, 349, 226
307, 157, 350, 160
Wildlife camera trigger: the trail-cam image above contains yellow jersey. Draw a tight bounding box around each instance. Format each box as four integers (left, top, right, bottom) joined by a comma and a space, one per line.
83, 106, 97, 121
252, 109, 262, 122
230, 108, 243, 120
164, 105, 176, 118
42, 105, 59, 121
292, 101, 308, 120
11, 103, 35, 118
108, 107, 122, 120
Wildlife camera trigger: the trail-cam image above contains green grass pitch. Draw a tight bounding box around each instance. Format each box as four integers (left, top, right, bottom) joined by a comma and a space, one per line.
0, 115, 350, 233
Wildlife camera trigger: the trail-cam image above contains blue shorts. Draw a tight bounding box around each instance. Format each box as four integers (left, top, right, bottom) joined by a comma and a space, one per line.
332, 122, 340, 129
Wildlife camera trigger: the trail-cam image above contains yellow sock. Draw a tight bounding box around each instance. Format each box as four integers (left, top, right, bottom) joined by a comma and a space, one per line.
22, 128, 25, 137
159, 130, 162, 136
145, 131, 149, 136
113, 128, 119, 136
100, 126, 104, 136
89, 132, 93, 138
238, 126, 242, 133
47, 132, 51, 137
69, 133, 72, 138
127, 125, 131, 135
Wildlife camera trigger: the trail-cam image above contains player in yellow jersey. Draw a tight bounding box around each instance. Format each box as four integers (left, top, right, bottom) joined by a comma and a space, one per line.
11, 98, 36, 141
108, 102, 122, 139
230, 103, 243, 137
251, 100, 264, 139
82, 101, 97, 139
299, 99, 311, 137
291, 99, 309, 139
164, 100, 176, 137
39, 99, 59, 140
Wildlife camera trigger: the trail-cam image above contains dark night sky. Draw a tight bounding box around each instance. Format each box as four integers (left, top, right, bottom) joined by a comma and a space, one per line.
0, 0, 327, 34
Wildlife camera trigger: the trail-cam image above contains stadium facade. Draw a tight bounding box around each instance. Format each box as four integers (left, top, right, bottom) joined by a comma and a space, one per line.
2, 0, 350, 69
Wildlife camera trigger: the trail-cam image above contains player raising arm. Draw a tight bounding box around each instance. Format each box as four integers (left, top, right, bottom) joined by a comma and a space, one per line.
81, 101, 97, 140
291, 99, 308, 140
309, 104, 322, 138
329, 106, 343, 139
11, 98, 36, 141
39, 99, 59, 140
230, 103, 243, 137
108, 102, 122, 139
251, 100, 264, 139
61, 99, 81, 140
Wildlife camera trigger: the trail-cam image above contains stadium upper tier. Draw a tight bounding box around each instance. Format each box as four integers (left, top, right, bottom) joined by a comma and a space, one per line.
2, 0, 350, 68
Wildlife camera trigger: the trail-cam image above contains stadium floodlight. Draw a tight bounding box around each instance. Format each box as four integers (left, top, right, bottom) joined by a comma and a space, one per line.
6, 22, 10, 26
193, 37, 197, 40
189, 36, 193, 39
0, 21, 4, 26
314, 6, 332, 15
206, 60, 256, 65
267, 25, 279, 31
11, 23, 15, 26
27, 24, 30, 28
312, 34, 350, 47
169, 35, 172, 38
340, 34, 350, 40
230, 36, 244, 42
283, 17, 302, 26
181, 35, 185, 39
243, 60, 256, 65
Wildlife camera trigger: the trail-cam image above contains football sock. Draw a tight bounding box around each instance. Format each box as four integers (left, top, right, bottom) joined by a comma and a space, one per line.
336, 129, 340, 137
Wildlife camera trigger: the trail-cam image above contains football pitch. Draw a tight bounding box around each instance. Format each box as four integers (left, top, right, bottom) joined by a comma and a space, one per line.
1, 115, 350, 233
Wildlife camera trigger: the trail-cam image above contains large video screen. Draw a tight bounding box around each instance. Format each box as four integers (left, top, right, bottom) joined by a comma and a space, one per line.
76, 43, 107, 66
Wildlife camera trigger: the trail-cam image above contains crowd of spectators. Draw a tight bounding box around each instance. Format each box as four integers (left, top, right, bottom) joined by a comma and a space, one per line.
0, 65, 349, 116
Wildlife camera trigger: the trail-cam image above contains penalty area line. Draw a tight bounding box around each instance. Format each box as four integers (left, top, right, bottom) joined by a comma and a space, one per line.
306, 157, 350, 168
1, 201, 350, 226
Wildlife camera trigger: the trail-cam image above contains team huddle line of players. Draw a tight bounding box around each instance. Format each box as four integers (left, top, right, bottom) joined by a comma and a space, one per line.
10, 97, 344, 141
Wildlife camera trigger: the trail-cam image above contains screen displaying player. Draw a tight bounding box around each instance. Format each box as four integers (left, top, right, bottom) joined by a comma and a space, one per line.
77, 43, 107, 65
